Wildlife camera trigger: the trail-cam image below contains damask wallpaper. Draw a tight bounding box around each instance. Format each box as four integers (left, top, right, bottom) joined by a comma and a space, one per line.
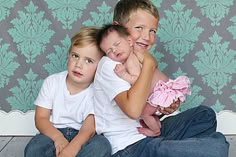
0, 0, 235, 114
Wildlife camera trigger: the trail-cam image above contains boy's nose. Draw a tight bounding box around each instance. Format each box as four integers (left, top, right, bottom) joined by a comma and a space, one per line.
142, 31, 150, 41
75, 59, 83, 68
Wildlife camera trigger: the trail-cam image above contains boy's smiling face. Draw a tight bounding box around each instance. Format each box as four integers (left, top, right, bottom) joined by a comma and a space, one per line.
125, 9, 158, 53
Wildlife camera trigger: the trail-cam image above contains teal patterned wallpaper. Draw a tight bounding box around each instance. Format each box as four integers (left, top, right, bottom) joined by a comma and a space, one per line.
0, 0, 235, 113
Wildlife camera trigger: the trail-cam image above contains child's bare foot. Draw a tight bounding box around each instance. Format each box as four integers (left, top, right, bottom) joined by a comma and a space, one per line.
138, 119, 161, 137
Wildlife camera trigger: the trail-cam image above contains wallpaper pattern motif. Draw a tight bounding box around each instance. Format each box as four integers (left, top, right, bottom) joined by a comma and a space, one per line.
0, 0, 235, 113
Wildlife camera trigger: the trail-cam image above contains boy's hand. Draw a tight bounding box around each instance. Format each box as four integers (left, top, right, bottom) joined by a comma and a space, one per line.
57, 149, 74, 157
158, 99, 180, 115
57, 145, 81, 157
54, 135, 69, 157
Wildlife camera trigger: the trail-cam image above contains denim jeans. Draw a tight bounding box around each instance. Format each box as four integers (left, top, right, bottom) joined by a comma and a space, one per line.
112, 105, 229, 157
24, 128, 111, 157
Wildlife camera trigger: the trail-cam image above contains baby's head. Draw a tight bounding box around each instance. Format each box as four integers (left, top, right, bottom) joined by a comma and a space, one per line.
97, 24, 134, 63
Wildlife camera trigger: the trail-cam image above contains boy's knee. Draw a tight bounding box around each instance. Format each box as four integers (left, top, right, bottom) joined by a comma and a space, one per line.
24, 137, 36, 157
209, 132, 229, 157
197, 105, 216, 119
24, 134, 55, 157
24, 144, 30, 157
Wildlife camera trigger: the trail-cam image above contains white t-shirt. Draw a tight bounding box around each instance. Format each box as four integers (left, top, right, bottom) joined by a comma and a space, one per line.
94, 57, 146, 154
35, 71, 94, 130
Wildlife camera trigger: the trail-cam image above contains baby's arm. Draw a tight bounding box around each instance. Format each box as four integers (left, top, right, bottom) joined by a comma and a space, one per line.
58, 114, 95, 157
114, 64, 138, 85
35, 106, 69, 156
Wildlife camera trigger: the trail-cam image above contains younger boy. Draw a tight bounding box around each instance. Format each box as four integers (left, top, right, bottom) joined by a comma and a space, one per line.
24, 26, 111, 157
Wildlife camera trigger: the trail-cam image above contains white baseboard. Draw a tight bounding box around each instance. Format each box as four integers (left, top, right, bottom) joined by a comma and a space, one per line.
0, 110, 236, 136
216, 110, 236, 135
0, 110, 38, 136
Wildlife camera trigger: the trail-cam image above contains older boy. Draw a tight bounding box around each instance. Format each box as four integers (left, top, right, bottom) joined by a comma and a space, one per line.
93, 0, 229, 157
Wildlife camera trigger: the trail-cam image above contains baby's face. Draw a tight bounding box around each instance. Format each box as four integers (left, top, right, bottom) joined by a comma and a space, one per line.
100, 31, 133, 63
125, 9, 158, 53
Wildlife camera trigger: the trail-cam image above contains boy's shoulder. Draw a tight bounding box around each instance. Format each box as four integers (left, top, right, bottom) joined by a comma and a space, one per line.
44, 71, 67, 84
46, 71, 67, 79
97, 56, 120, 72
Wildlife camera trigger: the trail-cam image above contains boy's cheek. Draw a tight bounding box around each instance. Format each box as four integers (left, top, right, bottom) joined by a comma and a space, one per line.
148, 36, 156, 48
128, 31, 141, 42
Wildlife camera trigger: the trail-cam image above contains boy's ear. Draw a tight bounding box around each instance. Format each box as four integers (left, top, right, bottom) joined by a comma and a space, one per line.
127, 36, 133, 46
112, 21, 119, 25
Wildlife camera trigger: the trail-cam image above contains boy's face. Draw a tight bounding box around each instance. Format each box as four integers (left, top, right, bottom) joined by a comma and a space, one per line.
67, 45, 102, 87
100, 31, 133, 63
124, 9, 158, 53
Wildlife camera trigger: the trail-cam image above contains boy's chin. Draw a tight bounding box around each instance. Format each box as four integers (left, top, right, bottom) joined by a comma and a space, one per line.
134, 46, 147, 53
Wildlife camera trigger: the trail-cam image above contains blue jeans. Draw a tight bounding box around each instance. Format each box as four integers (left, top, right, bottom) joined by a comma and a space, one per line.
24, 128, 111, 157
112, 105, 229, 157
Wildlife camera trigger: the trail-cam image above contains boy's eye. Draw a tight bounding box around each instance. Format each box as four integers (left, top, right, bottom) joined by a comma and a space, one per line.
135, 26, 143, 31
85, 59, 93, 64
150, 29, 157, 34
71, 53, 79, 59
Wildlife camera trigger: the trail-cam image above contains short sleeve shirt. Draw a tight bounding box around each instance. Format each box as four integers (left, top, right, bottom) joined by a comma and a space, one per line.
35, 71, 94, 130
94, 57, 145, 154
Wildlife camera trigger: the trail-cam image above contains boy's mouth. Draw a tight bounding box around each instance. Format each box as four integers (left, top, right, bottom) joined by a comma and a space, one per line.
136, 42, 148, 49
73, 71, 83, 77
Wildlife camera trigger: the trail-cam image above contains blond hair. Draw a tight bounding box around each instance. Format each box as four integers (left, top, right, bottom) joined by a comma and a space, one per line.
113, 0, 159, 26
69, 26, 101, 54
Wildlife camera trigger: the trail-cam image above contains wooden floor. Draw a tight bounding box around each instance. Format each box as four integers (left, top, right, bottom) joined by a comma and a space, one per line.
0, 136, 235, 157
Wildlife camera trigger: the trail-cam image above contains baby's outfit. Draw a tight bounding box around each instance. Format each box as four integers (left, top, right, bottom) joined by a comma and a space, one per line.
148, 76, 191, 108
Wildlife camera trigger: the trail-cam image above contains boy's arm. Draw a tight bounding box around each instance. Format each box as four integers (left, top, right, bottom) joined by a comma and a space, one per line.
58, 114, 95, 157
35, 106, 66, 140
114, 51, 157, 119
35, 106, 69, 156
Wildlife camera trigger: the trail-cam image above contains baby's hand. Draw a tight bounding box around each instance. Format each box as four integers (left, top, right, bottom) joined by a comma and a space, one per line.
114, 64, 127, 78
